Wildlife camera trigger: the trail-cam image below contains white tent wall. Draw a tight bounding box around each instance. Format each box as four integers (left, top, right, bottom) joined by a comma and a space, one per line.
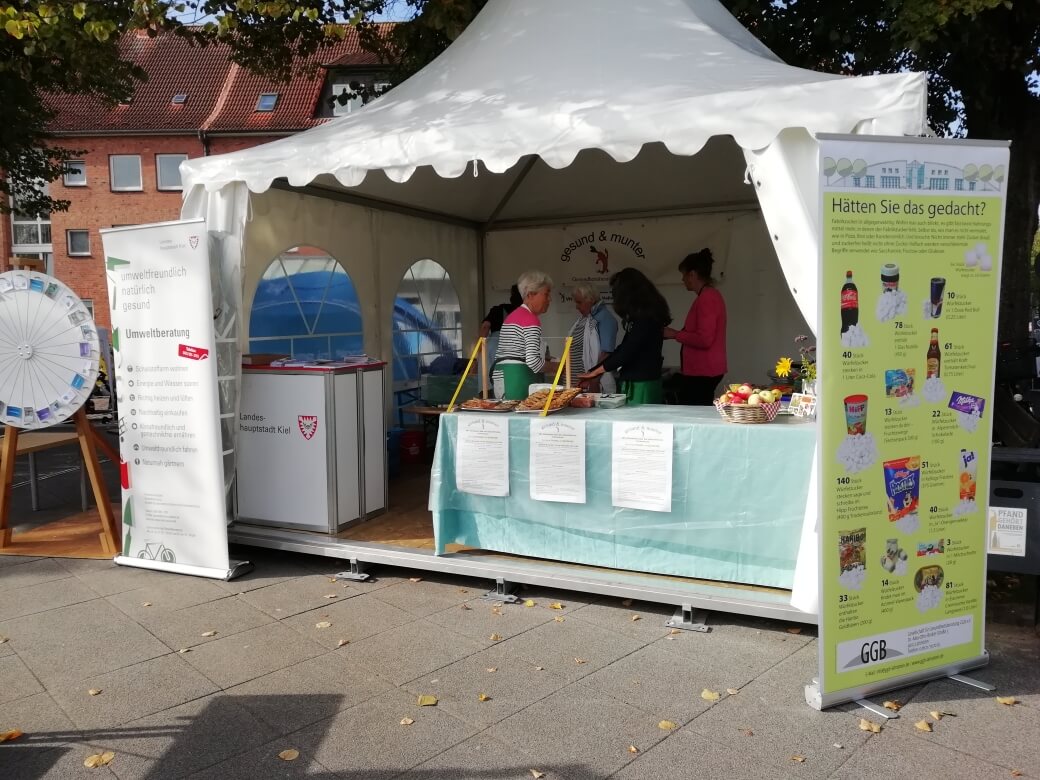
241, 186, 480, 394
484, 209, 810, 384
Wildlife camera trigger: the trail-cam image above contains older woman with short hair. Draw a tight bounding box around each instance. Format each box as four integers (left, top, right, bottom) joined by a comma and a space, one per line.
568, 285, 618, 393
492, 270, 553, 399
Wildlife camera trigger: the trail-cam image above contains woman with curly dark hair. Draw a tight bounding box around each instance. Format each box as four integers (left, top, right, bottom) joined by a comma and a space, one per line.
578, 267, 670, 405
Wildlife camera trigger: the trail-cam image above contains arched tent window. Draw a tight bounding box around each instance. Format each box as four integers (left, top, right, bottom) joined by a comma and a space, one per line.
248, 246, 363, 359
392, 259, 462, 415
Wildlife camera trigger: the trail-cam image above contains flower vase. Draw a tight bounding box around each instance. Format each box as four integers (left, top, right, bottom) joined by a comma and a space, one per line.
803, 379, 817, 397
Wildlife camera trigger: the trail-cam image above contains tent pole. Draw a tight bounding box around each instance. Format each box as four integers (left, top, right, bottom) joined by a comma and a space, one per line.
485, 199, 760, 232
482, 155, 540, 231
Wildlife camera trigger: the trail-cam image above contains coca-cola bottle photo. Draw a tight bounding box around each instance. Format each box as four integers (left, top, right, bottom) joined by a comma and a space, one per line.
841, 270, 859, 334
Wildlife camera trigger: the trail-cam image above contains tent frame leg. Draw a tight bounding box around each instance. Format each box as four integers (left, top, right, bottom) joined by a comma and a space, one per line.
482, 577, 519, 604
666, 604, 711, 633
334, 558, 371, 582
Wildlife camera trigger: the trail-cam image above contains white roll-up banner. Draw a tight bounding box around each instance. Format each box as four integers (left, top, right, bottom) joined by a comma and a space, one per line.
101, 219, 234, 579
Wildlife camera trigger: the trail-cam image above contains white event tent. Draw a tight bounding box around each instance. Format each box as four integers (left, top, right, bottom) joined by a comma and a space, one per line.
179, 0, 929, 617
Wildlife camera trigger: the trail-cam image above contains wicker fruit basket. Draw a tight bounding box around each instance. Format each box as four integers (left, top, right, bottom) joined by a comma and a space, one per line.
714, 399, 782, 424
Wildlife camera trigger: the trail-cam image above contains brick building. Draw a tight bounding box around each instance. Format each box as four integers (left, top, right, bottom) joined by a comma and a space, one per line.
1, 27, 390, 327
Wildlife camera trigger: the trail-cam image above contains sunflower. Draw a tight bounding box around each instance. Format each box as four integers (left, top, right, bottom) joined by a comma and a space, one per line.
775, 356, 793, 378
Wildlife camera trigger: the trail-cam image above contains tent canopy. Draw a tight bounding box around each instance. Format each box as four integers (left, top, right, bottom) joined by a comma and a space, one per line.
181, 0, 927, 227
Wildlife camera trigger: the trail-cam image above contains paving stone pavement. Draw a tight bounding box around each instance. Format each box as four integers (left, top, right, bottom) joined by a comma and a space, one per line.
0, 549, 1037, 780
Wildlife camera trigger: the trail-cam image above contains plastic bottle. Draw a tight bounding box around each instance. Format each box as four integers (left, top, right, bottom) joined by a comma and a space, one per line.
841, 271, 859, 334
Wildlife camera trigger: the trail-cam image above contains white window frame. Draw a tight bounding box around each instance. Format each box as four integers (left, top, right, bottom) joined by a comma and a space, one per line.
10, 190, 52, 255
82, 299, 94, 318
332, 83, 362, 116
256, 93, 279, 112
156, 153, 188, 191
109, 154, 143, 191
63, 161, 87, 187
67, 229, 91, 257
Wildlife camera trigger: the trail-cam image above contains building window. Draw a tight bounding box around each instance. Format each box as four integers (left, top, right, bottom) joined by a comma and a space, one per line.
880, 176, 900, 189
955, 179, 964, 191
331, 84, 362, 116
63, 161, 87, 187
67, 229, 91, 256
10, 188, 52, 254
156, 154, 188, 191
864, 175, 876, 188
256, 93, 279, 112
171, 94, 188, 105
110, 155, 142, 191
82, 299, 94, 318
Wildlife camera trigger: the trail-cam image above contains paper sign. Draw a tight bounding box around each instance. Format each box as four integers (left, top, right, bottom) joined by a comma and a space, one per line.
611, 422, 673, 512
456, 416, 510, 497
530, 418, 586, 504
988, 506, 1027, 557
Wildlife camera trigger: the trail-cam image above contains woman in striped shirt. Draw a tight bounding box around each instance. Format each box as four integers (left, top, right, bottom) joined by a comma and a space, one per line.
492, 270, 553, 399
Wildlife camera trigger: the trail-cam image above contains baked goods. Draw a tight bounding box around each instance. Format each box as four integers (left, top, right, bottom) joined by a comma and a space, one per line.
518, 387, 582, 411
459, 398, 518, 411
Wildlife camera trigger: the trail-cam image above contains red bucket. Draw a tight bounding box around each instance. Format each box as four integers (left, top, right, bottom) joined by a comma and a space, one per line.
400, 429, 425, 464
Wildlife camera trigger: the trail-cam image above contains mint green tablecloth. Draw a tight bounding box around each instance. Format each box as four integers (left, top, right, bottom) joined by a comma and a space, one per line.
430, 406, 816, 589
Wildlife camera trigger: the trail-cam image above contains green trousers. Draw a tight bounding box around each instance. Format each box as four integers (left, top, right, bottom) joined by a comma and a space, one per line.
620, 378, 663, 406
499, 363, 544, 400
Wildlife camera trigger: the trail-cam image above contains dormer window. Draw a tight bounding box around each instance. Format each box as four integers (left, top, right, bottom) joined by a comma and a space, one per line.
171, 94, 188, 105
256, 93, 279, 112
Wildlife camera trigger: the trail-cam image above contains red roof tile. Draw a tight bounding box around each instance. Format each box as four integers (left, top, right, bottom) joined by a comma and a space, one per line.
44, 25, 391, 135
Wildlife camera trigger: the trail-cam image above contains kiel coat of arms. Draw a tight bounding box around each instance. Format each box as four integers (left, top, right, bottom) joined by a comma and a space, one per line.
298, 415, 319, 440
188, 235, 199, 249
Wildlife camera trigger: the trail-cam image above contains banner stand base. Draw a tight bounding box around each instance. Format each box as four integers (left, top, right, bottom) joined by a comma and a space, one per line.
114, 555, 254, 582
805, 650, 990, 711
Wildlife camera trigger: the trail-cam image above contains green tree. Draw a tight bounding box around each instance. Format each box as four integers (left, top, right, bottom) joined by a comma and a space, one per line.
1, 0, 383, 217
723, 0, 1039, 339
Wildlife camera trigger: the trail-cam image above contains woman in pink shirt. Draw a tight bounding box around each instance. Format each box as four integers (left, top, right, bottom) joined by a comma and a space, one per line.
663, 249, 727, 405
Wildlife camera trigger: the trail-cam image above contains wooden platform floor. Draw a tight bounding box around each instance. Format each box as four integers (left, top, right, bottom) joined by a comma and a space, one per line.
1, 505, 119, 559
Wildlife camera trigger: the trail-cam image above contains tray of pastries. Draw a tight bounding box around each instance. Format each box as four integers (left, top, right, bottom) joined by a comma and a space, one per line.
514, 387, 582, 413
457, 398, 519, 412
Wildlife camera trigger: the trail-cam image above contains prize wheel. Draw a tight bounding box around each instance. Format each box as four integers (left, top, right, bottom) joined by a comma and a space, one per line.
0, 270, 100, 430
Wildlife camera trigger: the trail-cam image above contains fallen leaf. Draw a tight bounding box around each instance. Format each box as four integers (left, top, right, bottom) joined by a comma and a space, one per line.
742, 728, 754, 737
328, 577, 337, 583
549, 602, 564, 610
914, 720, 933, 732
658, 720, 678, 730
178, 648, 191, 654
84, 751, 115, 768
200, 631, 217, 637
524, 599, 537, 607
417, 695, 438, 707
0, 730, 24, 743
883, 700, 903, 711
400, 717, 414, 725
553, 616, 565, 623
930, 710, 955, 720
88, 689, 102, 696
997, 696, 1018, 706
489, 633, 503, 641
142, 602, 152, 607
833, 743, 843, 749
701, 689, 721, 702
669, 628, 681, 635
574, 657, 587, 665
486, 667, 497, 673
323, 594, 338, 599
315, 621, 332, 629
409, 577, 422, 583
630, 615, 641, 621
1011, 770, 1023, 777
858, 718, 882, 733
337, 639, 350, 647
460, 603, 472, 611
628, 745, 639, 754
530, 771, 545, 779
0, 636, 8, 643
278, 749, 300, 761
458, 588, 468, 593
491, 606, 503, 616
621, 599, 633, 606
786, 626, 802, 634
791, 755, 806, 763
726, 688, 740, 695
478, 693, 491, 702
534, 666, 544, 671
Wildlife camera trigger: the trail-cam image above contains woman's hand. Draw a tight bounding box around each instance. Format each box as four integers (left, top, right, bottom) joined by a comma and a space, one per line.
578, 366, 605, 380
479, 321, 491, 339
662, 326, 678, 340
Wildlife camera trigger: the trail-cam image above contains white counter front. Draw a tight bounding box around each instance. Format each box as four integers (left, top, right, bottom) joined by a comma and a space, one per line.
236, 363, 386, 532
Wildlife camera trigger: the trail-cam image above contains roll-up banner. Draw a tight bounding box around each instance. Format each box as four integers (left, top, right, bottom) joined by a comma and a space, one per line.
809, 135, 1010, 709
101, 219, 245, 580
